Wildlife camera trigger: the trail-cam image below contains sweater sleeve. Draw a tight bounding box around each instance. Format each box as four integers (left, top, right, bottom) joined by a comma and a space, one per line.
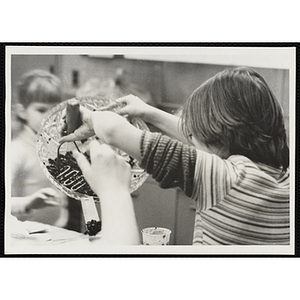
140, 131, 197, 197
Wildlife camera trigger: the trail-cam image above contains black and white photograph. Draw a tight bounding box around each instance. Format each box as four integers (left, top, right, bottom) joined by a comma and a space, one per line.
4, 45, 295, 255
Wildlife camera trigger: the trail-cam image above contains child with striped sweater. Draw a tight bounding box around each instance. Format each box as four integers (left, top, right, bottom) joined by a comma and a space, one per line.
61, 67, 290, 245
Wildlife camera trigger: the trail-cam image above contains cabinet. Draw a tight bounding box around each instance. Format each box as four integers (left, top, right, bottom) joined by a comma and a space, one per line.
174, 190, 195, 245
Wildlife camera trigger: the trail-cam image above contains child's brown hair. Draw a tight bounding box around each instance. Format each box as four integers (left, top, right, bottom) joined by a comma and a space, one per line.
17, 69, 62, 108
181, 66, 289, 171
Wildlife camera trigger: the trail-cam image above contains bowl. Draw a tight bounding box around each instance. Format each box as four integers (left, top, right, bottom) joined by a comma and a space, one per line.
36, 96, 149, 202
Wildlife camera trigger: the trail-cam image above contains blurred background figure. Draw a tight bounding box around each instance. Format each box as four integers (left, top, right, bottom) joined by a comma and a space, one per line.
10, 69, 81, 230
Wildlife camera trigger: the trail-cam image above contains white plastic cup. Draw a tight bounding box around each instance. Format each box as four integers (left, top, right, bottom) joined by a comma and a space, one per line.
141, 227, 172, 245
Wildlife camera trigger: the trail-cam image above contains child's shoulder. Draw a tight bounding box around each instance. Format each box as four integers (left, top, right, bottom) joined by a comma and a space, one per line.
227, 154, 289, 184
227, 154, 254, 165
227, 154, 270, 174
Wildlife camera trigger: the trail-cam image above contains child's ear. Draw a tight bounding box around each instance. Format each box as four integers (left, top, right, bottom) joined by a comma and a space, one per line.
15, 103, 28, 121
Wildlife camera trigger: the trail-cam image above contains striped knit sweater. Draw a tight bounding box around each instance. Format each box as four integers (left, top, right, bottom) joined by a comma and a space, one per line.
140, 131, 290, 245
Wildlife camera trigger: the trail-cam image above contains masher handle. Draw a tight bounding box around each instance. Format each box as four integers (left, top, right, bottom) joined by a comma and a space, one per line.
65, 99, 82, 134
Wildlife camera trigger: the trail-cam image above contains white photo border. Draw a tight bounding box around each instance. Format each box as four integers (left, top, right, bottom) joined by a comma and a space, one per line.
4, 44, 296, 256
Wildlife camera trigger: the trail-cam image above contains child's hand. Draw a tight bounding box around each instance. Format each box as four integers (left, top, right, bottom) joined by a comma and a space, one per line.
116, 94, 150, 119
25, 188, 61, 212
73, 140, 131, 196
59, 106, 95, 143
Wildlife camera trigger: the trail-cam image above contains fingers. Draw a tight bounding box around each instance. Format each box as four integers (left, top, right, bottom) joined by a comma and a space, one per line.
73, 150, 91, 177
34, 188, 57, 201
59, 126, 91, 143
43, 199, 60, 206
89, 139, 104, 158
38, 187, 58, 197
59, 104, 94, 143
73, 140, 115, 174
115, 97, 128, 115
39, 192, 60, 206
89, 141, 129, 174
36, 193, 48, 201
118, 106, 130, 116
29, 188, 60, 210
59, 133, 78, 143
115, 95, 130, 104
89, 140, 115, 165
89, 141, 131, 187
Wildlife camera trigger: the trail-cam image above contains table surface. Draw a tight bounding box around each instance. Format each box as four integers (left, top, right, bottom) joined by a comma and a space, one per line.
6, 216, 107, 253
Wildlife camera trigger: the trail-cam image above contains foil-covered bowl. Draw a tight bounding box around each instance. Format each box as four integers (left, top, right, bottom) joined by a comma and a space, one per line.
36, 97, 149, 202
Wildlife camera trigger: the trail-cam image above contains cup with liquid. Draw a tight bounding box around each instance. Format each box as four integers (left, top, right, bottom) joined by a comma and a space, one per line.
141, 227, 172, 245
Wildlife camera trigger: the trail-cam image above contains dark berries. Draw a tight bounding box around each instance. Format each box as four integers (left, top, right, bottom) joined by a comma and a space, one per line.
85, 219, 102, 236
46, 151, 97, 197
